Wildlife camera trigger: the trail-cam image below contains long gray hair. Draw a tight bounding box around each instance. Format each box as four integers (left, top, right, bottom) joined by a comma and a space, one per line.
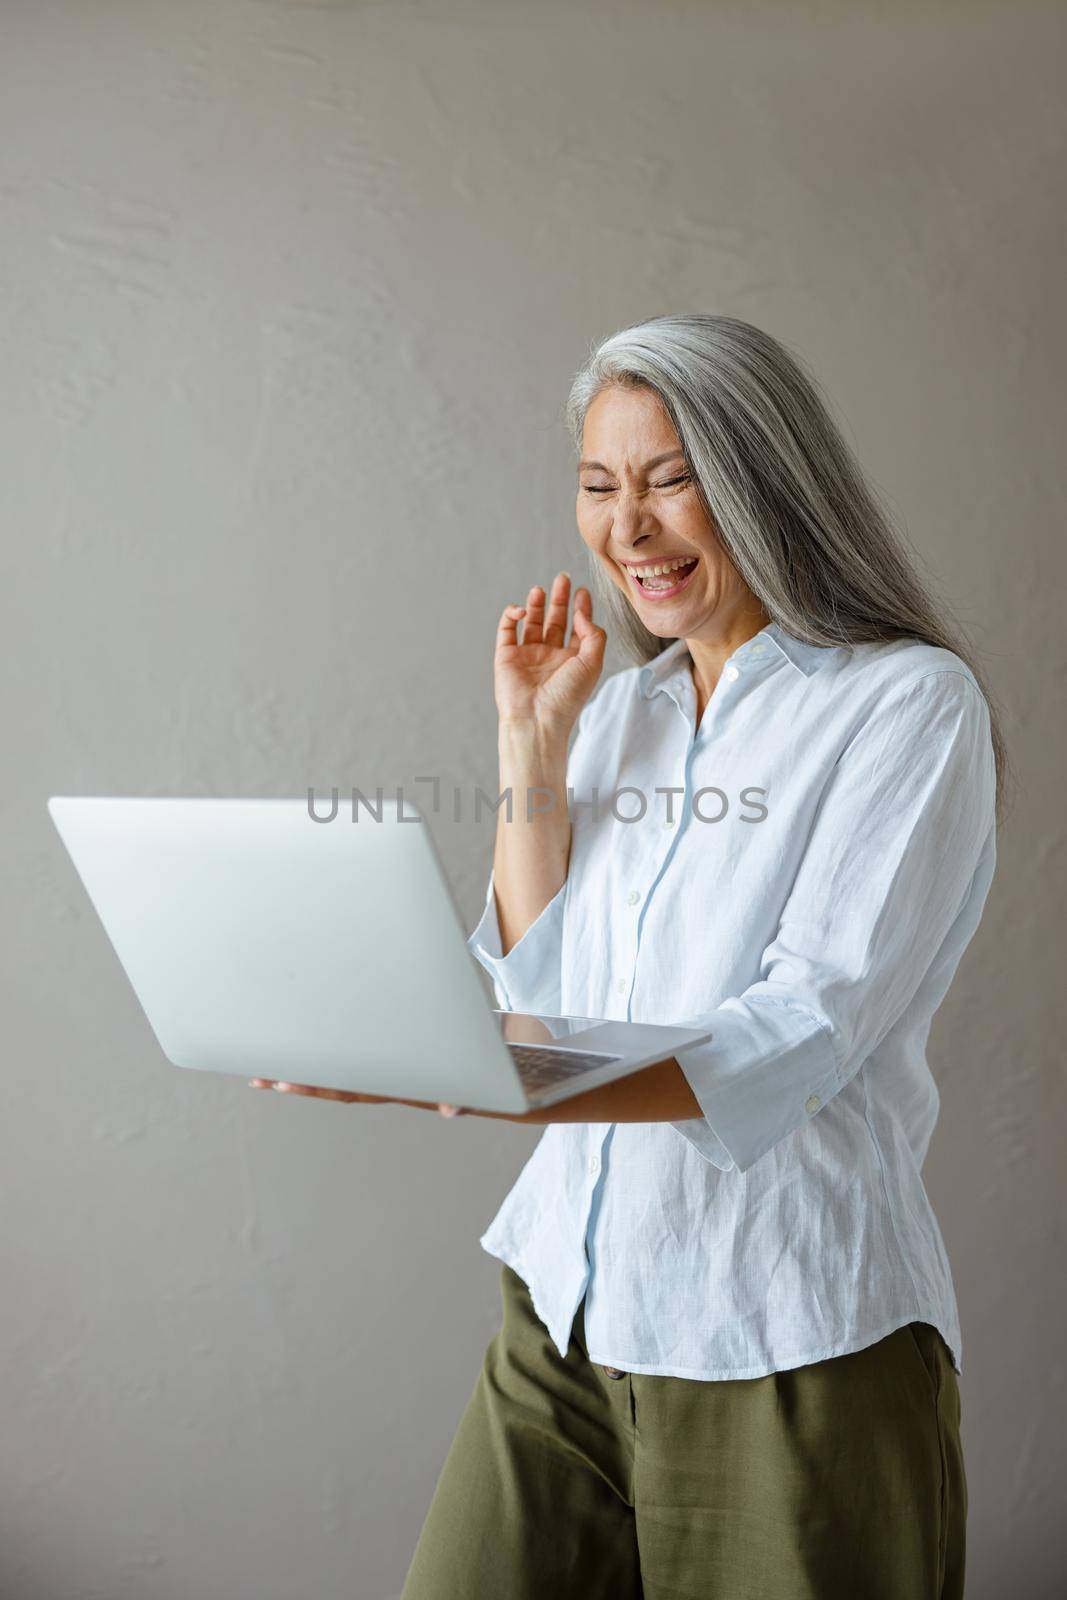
565, 313, 1009, 818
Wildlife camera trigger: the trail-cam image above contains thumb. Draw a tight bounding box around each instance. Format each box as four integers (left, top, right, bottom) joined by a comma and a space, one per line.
571, 604, 607, 668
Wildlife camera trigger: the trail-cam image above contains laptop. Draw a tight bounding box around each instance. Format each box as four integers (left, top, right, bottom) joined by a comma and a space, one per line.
46, 796, 713, 1113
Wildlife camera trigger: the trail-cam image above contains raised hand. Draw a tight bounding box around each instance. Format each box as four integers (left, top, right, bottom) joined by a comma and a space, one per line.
494, 572, 606, 743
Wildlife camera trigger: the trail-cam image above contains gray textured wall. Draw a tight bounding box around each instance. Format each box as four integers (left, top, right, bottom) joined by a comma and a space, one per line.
3, 2, 1064, 1596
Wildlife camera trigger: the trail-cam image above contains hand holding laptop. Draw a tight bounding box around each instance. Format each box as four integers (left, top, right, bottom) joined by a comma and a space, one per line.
247, 1076, 470, 1117
46, 792, 711, 1115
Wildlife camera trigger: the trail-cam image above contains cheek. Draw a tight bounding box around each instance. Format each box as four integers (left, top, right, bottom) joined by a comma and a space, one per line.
576, 503, 609, 553
686, 535, 728, 581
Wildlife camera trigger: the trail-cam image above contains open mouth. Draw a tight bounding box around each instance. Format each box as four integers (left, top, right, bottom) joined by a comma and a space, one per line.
622, 554, 700, 601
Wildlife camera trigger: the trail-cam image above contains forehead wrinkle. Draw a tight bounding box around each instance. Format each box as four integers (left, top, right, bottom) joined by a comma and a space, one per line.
578, 448, 686, 474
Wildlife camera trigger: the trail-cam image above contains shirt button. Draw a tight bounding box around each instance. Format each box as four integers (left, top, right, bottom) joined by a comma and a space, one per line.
805, 1094, 820, 1114
724, 664, 740, 682
662, 817, 674, 829
588, 1155, 600, 1175
626, 890, 640, 905
616, 978, 627, 994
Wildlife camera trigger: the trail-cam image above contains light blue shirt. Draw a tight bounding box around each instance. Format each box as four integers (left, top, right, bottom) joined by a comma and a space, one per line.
467, 622, 996, 1380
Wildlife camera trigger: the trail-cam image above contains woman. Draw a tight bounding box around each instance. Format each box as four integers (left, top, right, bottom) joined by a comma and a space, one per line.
253, 314, 1004, 1598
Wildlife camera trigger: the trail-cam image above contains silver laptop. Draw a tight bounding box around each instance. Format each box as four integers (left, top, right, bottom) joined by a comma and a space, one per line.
46, 796, 712, 1112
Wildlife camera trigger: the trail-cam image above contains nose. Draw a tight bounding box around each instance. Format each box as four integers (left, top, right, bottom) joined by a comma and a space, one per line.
609, 485, 660, 550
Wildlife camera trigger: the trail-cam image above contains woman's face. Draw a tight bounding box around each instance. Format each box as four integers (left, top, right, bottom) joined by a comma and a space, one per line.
576, 383, 758, 642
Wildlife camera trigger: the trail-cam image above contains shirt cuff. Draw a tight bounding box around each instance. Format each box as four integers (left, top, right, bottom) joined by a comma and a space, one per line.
467, 870, 566, 1016
670, 997, 840, 1174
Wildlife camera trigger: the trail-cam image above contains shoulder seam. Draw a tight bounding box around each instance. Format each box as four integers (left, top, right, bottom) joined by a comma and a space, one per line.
864, 668, 988, 723
891, 667, 985, 701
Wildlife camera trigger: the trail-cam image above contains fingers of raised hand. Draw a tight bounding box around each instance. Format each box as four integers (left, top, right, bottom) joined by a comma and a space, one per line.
541, 571, 573, 648
571, 599, 606, 664
496, 602, 527, 650
520, 583, 547, 645
496, 574, 580, 654
567, 585, 592, 644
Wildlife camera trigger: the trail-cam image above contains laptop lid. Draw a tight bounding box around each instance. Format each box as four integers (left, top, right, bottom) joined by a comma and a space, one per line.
47, 795, 532, 1111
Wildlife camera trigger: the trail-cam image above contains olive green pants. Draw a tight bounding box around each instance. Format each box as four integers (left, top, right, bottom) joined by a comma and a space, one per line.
401, 1263, 966, 1600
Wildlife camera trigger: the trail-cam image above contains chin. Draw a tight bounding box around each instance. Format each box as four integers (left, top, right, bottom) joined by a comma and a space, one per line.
633, 613, 678, 639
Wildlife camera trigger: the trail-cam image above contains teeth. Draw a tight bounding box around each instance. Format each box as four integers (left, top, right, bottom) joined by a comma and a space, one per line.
625, 556, 696, 578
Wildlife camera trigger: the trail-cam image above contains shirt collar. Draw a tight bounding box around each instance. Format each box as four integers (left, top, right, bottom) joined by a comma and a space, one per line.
637, 636, 691, 697
638, 622, 833, 698
759, 622, 835, 677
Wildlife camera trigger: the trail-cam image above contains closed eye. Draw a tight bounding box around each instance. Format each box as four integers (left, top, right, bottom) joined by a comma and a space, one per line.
583, 474, 691, 495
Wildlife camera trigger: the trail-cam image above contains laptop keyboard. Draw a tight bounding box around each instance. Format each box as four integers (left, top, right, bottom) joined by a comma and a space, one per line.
508, 1043, 622, 1094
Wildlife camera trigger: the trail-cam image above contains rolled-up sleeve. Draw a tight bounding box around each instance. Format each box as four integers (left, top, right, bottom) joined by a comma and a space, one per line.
671, 670, 998, 1174
467, 869, 568, 1015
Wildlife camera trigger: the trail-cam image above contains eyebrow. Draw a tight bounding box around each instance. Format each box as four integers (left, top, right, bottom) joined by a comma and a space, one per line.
577, 449, 686, 474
